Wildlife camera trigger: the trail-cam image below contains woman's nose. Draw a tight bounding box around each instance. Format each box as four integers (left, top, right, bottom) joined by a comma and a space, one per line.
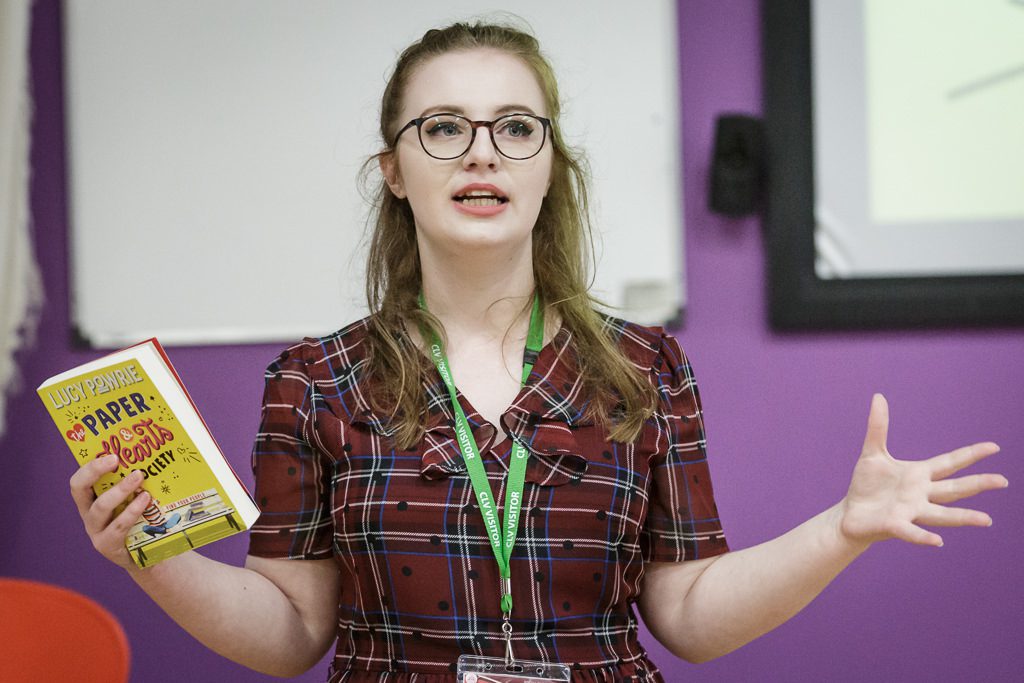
462, 126, 501, 169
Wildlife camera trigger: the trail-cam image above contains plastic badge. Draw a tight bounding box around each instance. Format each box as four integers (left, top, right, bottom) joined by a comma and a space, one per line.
457, 655, 571, 682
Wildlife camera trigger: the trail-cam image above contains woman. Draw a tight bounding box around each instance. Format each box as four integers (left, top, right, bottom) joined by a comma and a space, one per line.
70, 21, 1006, 682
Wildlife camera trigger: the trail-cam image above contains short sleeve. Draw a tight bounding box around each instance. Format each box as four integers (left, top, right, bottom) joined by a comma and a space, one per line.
640, 333, 729, 563
247, 345, 334, 560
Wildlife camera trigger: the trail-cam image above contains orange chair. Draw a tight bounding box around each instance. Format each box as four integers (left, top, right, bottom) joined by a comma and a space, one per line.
0, 577, 130, 682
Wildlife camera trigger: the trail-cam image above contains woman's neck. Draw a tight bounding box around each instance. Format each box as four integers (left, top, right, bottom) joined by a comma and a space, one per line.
418, 239, 536, 341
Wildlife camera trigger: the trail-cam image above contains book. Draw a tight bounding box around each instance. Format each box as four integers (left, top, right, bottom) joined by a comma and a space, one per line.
38, 338, 259, 568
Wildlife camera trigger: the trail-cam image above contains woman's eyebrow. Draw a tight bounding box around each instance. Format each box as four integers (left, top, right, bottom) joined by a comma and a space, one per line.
417, 104, 542, 118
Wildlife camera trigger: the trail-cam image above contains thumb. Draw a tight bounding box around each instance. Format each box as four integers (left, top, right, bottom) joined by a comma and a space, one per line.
861, 393, 889, 455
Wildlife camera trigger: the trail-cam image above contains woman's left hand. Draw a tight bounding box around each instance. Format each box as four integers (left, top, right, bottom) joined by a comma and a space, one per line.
838, 394, 1008, 548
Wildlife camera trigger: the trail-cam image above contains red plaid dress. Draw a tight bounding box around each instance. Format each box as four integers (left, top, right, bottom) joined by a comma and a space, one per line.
248, 316, 729, 682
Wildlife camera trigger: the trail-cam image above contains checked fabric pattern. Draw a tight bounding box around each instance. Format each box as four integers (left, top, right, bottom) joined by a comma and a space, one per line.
248, 315, 729, 682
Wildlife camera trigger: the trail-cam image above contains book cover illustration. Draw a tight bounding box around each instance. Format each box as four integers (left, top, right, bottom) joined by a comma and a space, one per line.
38, 340, 259, 568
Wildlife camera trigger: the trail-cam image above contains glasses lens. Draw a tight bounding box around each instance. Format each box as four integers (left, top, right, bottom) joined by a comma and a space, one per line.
492, 114, 545, 159
419, 115, 472, 159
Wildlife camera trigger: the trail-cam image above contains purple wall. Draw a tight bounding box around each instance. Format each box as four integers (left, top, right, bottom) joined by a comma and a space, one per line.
3, 1, 1022, 681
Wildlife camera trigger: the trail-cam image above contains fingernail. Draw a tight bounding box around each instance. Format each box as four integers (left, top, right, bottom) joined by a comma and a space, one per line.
102, 453, 118, 463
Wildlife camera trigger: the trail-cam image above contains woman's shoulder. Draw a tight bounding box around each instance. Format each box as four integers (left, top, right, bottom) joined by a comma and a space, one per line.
265, 316, 377, 372
597, 313, 688, 372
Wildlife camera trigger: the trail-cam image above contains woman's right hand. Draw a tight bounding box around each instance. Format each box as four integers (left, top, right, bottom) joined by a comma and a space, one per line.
69, 454, 153, 571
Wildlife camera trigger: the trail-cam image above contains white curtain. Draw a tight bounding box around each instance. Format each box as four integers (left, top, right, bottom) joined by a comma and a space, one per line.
0, 0, 43, 438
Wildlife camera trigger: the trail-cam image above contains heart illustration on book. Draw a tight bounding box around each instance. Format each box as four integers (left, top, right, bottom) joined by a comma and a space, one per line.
67, 424, 86, 442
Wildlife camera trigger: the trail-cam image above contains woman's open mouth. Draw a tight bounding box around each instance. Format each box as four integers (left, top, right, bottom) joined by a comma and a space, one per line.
453, 189, 509, 207
452, 185, 510, 215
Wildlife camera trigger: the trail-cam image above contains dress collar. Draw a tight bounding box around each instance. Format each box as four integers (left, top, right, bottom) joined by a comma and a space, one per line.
326, 318, 661, 486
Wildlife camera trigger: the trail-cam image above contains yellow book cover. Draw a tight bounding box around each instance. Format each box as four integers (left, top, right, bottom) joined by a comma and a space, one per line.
37, 338, 260, 568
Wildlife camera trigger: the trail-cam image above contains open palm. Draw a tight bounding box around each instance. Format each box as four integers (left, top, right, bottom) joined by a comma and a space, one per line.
839, 394, 1007, 548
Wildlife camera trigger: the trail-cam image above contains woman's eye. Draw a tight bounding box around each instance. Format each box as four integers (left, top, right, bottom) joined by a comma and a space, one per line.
499, 120, 533, 138
426, 121, 462, 137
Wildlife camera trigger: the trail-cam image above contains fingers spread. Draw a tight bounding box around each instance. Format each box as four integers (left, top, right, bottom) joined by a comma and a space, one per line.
931, 473, 1009, 504
916, 503, 992, 528
861, 393, 890, 455
930, 442, 1001, 480
892, 519, 944, 547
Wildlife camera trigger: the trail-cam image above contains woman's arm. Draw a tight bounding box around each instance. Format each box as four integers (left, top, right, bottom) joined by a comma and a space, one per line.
637, 394, 1007, 663
70, 454, 340, 677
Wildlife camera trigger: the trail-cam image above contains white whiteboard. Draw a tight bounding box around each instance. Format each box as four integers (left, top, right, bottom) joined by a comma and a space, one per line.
63, 1, 685, 347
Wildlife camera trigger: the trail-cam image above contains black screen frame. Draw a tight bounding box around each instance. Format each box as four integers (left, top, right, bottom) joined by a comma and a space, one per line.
762, 0, 1024, 330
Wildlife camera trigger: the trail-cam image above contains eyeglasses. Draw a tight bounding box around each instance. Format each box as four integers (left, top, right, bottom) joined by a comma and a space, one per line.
393, 112, 551, 160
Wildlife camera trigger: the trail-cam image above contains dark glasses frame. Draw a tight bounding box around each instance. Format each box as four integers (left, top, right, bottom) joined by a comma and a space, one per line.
392, 112, 552, 160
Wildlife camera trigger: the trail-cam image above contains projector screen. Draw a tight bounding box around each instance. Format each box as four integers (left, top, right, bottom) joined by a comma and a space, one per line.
811, 0, 1024, 279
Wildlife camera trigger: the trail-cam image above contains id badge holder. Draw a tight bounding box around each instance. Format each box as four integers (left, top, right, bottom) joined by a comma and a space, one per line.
457, 655, 571, 682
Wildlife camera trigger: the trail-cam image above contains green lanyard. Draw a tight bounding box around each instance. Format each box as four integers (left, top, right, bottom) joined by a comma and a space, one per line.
421, 293, 544, 618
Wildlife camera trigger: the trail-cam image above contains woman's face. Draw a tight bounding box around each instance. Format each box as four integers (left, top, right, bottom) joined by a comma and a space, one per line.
384, 48, 554, 258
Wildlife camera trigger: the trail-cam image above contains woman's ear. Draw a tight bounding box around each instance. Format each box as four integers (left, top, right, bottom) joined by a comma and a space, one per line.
379, 153, 406, 199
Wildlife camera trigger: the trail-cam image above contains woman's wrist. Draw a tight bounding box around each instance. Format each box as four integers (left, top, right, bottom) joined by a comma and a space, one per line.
831, 499, 872, 557
829, 500, 875, 558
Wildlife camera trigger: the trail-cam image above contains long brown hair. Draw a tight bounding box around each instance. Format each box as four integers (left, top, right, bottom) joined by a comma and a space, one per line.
363, 21, 657, 448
